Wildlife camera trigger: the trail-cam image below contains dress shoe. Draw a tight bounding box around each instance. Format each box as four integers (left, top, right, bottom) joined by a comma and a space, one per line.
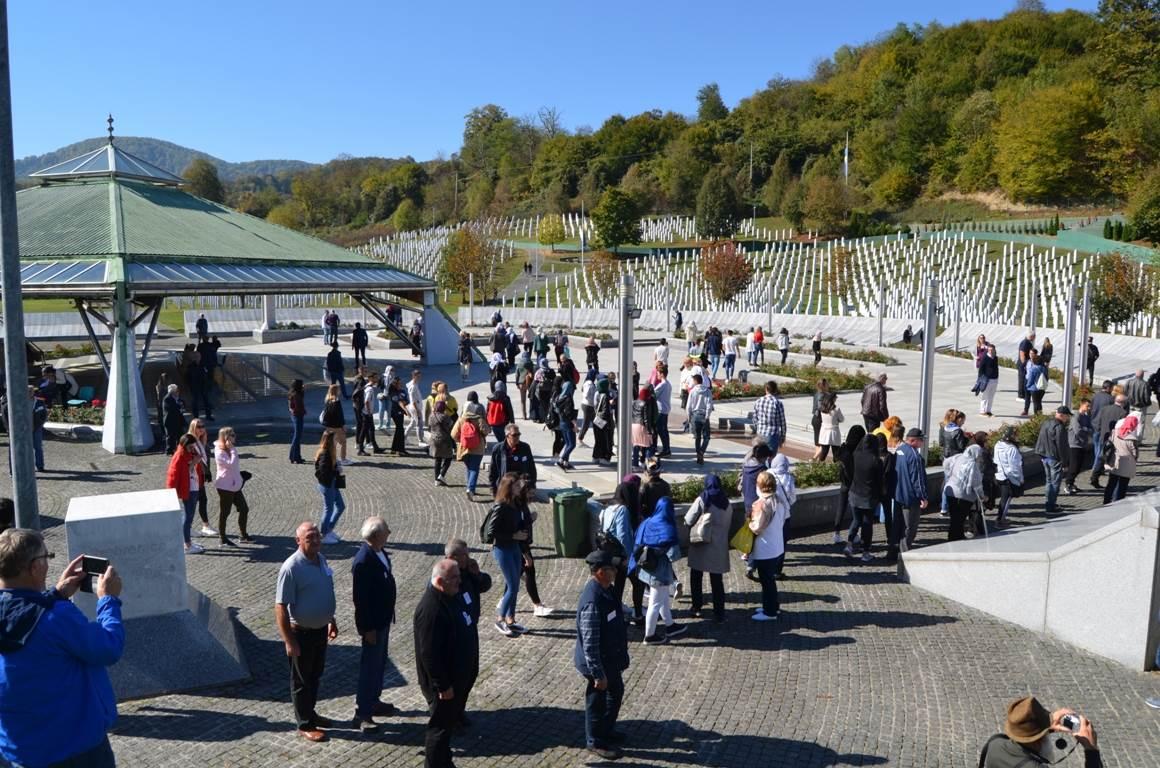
373, 701, 396, 717
299, 728, 327, 742
587, 745, 622, 760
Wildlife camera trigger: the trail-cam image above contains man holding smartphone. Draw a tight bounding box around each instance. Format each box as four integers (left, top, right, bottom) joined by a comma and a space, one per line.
0, 529, 124, 767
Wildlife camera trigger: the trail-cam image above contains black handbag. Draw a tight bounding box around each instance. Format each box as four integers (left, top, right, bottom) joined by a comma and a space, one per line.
334, 473, 346, 489
633, 544, 659, 572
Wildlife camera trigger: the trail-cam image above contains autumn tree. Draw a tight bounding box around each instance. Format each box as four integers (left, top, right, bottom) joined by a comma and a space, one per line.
803, 176, 849, 234
183, 158, 225, 203
700, 241, 753, 303
1127, 166, 1160, 245
586, 250, 622, 296
826, 247, 854, 296
696, 168, 739, 239
1089, 251, 1155, 328
537, 215, 566, 252
437, 228, 500, 300
591, 188, 641, 253
390, 199, 422, 232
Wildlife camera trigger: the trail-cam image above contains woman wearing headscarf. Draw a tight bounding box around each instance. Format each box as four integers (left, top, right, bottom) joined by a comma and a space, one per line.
834, 425, 866, 544
599, 476, 644, 623
844, 433, 882, 561
577, 369, 598, 446
630, 494, 686, 644
488, 351, 508, 392
427, 398, 456, 486
748, 471, 788, 620
993, 426, 1024, 527
943, 442, 985, 541
553, 380, 579, 470
591, 376, 615, 465
683, 474, 732, 622
630, 387, 658, 470
1103, 414, 1139, 503
516, 352, 535, 420
770, 454, 796, 576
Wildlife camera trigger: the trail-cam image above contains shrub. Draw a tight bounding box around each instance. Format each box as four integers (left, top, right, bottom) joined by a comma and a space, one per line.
48, 405, 104, 425
789, 345, 898, 365
756, 362, 873, 392
711, 381, 767, 401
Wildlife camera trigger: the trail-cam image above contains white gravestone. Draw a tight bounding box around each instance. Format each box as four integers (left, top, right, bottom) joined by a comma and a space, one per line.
66, 488, 186, 621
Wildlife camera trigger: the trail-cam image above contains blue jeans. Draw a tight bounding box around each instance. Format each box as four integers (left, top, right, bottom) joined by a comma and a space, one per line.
493, 542, 523, 620
356, 623, 391, 719
692, 416, 710, 455
632, 444, 653, 466
319, 483, 346, 534
1090, 440, 1103, 471
1043, 459, 1061, 514
32, 426, 44, 470
764, 433, 782, 455
289, 413, 304, 462
709, 354, 721, 381
463, 453, 482, 493
559, 420, 576, 463
585, 668, 624, 749
51, 736, 117, 768
724, 353, 736, 380
182, 495, 197, 544
655, 412, 670, 453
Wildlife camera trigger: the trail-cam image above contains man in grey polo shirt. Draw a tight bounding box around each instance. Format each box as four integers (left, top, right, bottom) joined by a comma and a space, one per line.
275, 521, 339, 742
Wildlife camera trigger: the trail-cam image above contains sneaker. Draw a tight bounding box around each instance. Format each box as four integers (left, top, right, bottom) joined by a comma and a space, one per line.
356, 717, 380, 734
508, 622, 527, 634
199, 525, 218, 537
752, 611, 779, 621
587, 745, 623, 761
1145, 696, 1160, 710
843, 544, 855, 559
338, 458, 354, 466
672, 581, 683, 600
321, 532, 340, 545
533, 604, 554, 617
185, 543, 205, 554
642, 634, 669, 645
494, 621, 514, 637
745, 568, 760, 582
860, 552, 874, 563
832, 532, 843, 544
435, 477, 446, 486
664, 622, 687, 637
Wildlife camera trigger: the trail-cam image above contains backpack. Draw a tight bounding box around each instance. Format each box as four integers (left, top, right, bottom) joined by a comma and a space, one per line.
596, 506, 628, 559
480, 504, 500, 544
486, 399, 506, 427
544, 405, 561, 430
460, 419, 482, 450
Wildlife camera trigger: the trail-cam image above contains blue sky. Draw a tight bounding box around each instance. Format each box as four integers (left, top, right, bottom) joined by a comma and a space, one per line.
10, 0, 1098, 164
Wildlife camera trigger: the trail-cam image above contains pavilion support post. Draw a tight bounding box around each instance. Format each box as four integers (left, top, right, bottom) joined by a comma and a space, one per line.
420, 289, 458, 365
75, 300, 111, 376
101, 285, 153, 454
137, 299, 161, 370
260, 295, 276, 331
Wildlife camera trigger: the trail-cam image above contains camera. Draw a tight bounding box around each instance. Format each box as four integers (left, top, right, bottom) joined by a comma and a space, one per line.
1061, 714, 1080, 732
78, 555, 109, 594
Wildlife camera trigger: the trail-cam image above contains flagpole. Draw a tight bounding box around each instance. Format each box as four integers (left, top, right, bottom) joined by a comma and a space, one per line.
843, 131, 849, 187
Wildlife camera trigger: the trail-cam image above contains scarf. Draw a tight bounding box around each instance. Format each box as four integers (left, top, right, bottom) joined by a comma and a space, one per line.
699, 473, 729, 510
1117, 415, 1139, 439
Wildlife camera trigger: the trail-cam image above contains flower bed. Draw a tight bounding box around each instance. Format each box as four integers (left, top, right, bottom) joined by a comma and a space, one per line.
789, 345, 897, 365
48, 405, 104, 425
755, 362, 874, 392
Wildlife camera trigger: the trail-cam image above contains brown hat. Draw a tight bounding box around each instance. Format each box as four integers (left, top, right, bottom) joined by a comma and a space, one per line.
1004, 696, 1052, 744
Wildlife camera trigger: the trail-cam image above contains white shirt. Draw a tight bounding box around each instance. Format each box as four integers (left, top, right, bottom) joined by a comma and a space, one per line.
654, 344, 669, 364
746, 331, 755, 347
723, 336, 739, 355
406, 380, 423, 410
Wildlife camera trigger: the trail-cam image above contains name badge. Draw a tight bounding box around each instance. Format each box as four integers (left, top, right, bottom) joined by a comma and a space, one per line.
462, 611, 473, 626
462, 593, 473, 606
606, 610, 617, 623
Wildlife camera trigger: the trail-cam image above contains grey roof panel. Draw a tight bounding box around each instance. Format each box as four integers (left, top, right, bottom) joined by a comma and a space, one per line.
29, 143, 185, 185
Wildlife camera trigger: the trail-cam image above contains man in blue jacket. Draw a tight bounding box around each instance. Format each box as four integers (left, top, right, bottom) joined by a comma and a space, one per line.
351, 516, 397, 734
893, 428, 930, 557
574, 549, 629, 761
0, 529, 124, 767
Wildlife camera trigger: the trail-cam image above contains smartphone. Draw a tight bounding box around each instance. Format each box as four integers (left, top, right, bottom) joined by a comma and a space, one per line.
78, 556, 109, 593
1061, 714, 1080, 732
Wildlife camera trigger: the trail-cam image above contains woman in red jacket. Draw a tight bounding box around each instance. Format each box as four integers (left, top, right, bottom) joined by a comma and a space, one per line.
166, 433, 206, 554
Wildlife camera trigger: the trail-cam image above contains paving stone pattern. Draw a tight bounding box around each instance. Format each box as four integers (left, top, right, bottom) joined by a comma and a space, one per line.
12, 425, 1160, 768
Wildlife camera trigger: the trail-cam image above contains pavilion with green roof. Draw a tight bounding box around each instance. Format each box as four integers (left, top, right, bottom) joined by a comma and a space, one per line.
15, 122, 457, 454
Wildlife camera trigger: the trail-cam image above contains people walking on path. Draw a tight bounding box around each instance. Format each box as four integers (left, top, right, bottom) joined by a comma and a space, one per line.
592, 376, 615, 465
451, 398, 487, 501
427, 399, 456, 487
1065, 399, 1092, 495
275, 521, 339, 743
1090, 394, 1127, 489
1103, 414, 1139, 504
404, 370, 426, 448
1022, 351, 1047, 416
815, 392, 843, 462
977, 344, 999, 417
686, 373, 713, 464
943, 443, 986, 541
214, 426, 251, 545
1125, 369, 1152, 425
314, 431, 347, 543
325, 343, 349, 400
723, 330, 739, 381
630, 387, 658, 470
860, 374, 889, 431
993, 426, 1024, 527
351, 322, 369, 368
185, 418, 216, 537
458, 331, 473, 382
163, 383, 187, 454
351, 516, 397, 734
811, 332, 823, 365
834, 426, 865, 543
893, 427, 928, 549
776, 328, 790, 365
748, 470, 789, 620
288, 379, 306, 464
488, 423, 537, 494
1016, 330, 1036, 402
752, 381, 786, 455
320, 383, 349, 465
630, 494, 686, 645
166, 433, 205, 555
845, 433, 883, 560
1036, 406, 1071, 515
1085, 337, 1100, 385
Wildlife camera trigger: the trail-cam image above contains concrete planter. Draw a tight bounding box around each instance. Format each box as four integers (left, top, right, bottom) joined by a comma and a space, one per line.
44, 421, 103, 441
253, 328, 318, 344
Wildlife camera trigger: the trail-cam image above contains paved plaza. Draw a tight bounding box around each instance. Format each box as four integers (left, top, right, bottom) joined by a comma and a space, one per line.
14, 349, 1160, 766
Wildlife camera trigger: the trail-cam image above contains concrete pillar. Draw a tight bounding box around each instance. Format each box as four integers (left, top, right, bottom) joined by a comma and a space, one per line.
260, 294, 276, 331
102, 288, 154, 454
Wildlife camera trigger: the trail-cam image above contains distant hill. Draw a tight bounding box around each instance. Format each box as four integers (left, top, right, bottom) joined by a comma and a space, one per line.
15, 137, 316, 181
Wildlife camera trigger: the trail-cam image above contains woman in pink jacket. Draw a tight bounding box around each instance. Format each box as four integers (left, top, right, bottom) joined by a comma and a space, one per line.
214, 426, 251, 545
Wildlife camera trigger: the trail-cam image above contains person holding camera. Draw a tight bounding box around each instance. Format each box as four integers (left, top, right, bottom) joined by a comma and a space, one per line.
980, 695, 1102, 767
0, 529, 124, 767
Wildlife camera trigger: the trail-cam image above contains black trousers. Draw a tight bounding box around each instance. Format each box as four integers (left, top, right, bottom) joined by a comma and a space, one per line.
1066, 446, 1087, 486
948, 498, 972, 541
217, 488, 249, 540
360, 413, 381, 451
391, 410, 406, 452
689, 569, 725, 618
353, 345, 367, 367
863, 416, 881, 431
290, 626, 327, 730
196, 485, 210, 525
424, 690, 464, 768
584, 669, 624, 749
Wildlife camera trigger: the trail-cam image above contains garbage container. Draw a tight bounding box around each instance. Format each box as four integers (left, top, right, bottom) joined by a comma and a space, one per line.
553, 488, 594, 558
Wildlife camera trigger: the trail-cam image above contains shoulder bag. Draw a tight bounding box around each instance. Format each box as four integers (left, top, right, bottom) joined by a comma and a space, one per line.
689, 505, 715, 545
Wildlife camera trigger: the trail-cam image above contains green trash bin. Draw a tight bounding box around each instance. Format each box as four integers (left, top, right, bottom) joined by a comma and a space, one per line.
553, 488, 594, 558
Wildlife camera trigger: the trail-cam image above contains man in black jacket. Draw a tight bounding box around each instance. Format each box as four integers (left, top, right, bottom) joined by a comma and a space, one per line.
574, 549, 630, 761
413, 559, 474, 768
351, 322, 369, 368
1085, 337, 1099, 386
488, 424, 538, 494
1089, 394, 1127, 489
446, 538, 491, 727
351, 516, 397, 734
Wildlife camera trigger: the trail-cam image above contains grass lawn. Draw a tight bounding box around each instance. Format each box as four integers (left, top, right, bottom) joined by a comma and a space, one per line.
24, 298, 186, 332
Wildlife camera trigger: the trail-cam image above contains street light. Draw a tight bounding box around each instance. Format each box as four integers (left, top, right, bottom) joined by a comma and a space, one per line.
616, 275, 636, 479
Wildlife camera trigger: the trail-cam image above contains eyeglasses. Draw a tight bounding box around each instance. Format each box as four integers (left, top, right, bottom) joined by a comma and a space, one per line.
32, 551, 54, 563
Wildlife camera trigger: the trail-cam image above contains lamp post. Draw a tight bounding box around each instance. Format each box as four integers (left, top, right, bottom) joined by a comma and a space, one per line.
917, 278, 939, 460
1061, 281, 1077, 407
616, 275, 637, 479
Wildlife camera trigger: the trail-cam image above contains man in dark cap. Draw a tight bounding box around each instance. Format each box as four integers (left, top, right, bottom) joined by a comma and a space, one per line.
574, 550, 630, 761
979, 695, 1101, 767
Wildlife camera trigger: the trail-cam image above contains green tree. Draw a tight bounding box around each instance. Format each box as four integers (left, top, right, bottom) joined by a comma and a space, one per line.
182, 158, 225, 203
994, 81, 1106, 202
1104, 218, 1114, 238
1095, 0, 1160, 91
591, 188, 641, 253
437, 228, 500, 300
781, 180, 806, 229
1089, 251, 1155, 328
761, 151, 792, 214
390, 199, 422, 231
537, 215, 566, 251
266, 200, 305, 230
696, 83, 729, 122
1127, 166, 1160, 245
696, 168, 739, 238
803, 176, 849, 234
